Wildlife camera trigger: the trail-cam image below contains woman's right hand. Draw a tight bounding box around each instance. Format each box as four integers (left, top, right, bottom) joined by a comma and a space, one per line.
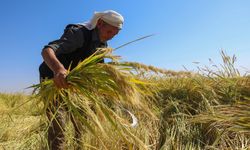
53, 68, 69, 89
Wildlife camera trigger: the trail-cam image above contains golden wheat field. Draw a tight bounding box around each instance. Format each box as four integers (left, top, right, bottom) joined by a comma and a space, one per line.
0, 49, 249, 150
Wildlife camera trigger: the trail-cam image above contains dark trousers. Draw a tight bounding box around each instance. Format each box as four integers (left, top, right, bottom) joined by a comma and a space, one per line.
40, 77, 83, 150
46, 101, 83, 150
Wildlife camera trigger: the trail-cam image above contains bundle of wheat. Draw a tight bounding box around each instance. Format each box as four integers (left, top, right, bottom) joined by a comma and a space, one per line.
32, 47, 162, 149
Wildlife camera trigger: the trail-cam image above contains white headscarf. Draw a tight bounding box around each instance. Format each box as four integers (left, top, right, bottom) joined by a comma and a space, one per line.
80, 10, 124, 30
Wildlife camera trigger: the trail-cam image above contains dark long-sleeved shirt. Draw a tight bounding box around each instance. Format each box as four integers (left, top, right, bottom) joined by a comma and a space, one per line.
45, 24, 106, 55
39, 24, 107, 79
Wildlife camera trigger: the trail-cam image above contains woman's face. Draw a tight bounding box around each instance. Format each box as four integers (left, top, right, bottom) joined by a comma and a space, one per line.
97, 20, 120, 42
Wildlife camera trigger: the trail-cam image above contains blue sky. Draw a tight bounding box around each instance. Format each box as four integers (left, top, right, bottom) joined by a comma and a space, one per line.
0, 0, 250, 93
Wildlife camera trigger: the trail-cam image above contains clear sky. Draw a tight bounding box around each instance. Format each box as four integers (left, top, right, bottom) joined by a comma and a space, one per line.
0, 0, 250, 93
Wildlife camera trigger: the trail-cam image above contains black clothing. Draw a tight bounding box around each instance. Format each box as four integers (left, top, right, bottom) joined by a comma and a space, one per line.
39, 24, 107, 79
